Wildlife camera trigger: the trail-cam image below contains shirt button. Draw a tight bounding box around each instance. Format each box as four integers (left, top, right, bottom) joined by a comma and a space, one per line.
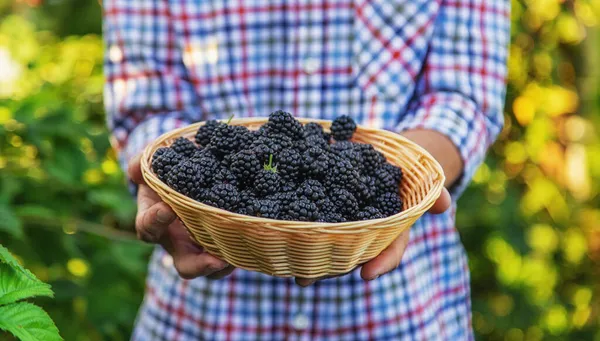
303, 58, 320, 74
292, 313, 310, 330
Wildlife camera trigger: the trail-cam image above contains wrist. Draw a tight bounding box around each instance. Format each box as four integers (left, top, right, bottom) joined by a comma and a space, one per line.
400, 129, 463, 188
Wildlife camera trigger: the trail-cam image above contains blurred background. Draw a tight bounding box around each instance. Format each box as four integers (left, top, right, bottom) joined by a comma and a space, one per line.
0, 0, 598, 340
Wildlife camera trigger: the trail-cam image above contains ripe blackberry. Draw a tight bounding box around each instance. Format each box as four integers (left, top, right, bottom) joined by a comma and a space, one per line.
356, 206, 384, 220
285, 198, 319, 221
237, 190, 258, 216
267, 191, 298, 213
303, 122, 329, 141
354, 143, 386, 173
384, 163, 403, 184
195, 120, 225, 146
324, 155, 360, 191
255, 199, 281, 219
250, 133, 293, 163
330, 141, 355, 154
166, 160, 203, 198
301, 147, 331, 179
296, 180, 327, 202
254, 169, 281, 197
211, 124, 252, 157
264, 110, 304, 140
213, 167, 239, 187
330, 115, 357, 141
151, 147, 185, 182
205, 183, 239, 211
373, 167, 398, 195
375, 192, 403, 216
275, 148, 302, 182
329, 187, 359, 217
319, 212, 347, 223
171, 137, 198, 157
229, 149, 262, 185
189, 152, 220, 187
354, 175, 376, 203
337, 148, 364, 173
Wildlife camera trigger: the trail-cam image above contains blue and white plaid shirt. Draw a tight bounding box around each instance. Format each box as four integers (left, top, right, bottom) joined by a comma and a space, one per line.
104, 0, 509, 339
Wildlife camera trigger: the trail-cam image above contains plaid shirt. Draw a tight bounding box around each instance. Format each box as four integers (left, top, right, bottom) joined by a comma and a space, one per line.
104, 0, 509, 340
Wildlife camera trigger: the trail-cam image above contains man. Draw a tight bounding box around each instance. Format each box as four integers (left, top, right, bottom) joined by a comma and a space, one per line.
104, 0, 509, 339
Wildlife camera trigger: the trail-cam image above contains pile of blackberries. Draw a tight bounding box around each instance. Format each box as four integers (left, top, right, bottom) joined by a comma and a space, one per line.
151, 111, 403, 222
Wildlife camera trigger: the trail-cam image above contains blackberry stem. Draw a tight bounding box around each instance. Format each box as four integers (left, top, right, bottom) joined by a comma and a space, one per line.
226, 114, 234, 125
264, 154, 278, 173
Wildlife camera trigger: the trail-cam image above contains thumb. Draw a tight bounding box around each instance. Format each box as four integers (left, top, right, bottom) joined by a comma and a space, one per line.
428, 188, 451, 214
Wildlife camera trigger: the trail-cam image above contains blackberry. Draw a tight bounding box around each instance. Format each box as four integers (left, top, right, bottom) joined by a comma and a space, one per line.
373, 167, 398, 195
354, 143, 386, 173
166, 160, 203, 198
296, 180, 327, 202
195, 120, 225, 146
306, 134, 330, 150
267, 191, 298, 213
171, 137, 198, 157
324, 155, 360, 191
229, 149, 262, 185
151, 147, 185, 182
189, 151, 219, 187
330, 115, 357, 141
329, 187, 359, 217
375, 192, 403, 216
250, 133, 293, 163
255, 199, 281, 219
337, 148, 364, 174
354, 175, 376, 204
330, 141, 355, 154
213, 167, 239, 187
275, 148, 302, 182
384, 163, 403, 184
237, 190, 258, 216
316, 198, 337, 213
303, 122, 329, 141
211, 124, 252, 157
319, 212, 347, 223
301, 147, 331, 179
285, 198, 319, 221
205, 183, 239, 211
254, 169, 281, 197
264, 110, 304, 140
356, 206, 384, 220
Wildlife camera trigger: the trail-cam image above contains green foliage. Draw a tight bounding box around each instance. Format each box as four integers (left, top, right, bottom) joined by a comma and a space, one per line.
0, 0, 598, 340
0, 244, 62, 340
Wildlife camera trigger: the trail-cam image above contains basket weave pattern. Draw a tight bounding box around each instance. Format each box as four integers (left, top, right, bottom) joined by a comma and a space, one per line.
141, 118, 445, 278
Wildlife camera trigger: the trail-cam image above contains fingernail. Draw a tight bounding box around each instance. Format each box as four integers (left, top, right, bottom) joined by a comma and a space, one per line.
156, 209, 174, 224
370, 274, 380, 281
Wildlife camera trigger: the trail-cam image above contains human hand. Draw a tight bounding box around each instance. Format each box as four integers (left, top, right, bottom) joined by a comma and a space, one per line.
128, 154, 234, 280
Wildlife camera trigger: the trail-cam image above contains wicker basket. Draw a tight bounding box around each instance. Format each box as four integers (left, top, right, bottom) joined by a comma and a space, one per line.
141, 117, 445, 278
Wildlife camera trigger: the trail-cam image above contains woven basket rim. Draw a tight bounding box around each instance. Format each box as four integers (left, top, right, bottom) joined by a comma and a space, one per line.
140, 117, 446, 231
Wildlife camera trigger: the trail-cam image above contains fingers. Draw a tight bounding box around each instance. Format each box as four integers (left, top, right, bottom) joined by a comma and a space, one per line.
295, 277, 319, 287
128, 154, 145, 185
135, 185, 176, 243
173, 252, 229, 280
207, 265, 236, 280
428, 187, 451, 215
361, 230, 410, 281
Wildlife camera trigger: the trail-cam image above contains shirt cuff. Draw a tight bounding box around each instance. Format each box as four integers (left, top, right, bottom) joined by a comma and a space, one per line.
118, 113, 193, 196
396, 93, 497, 199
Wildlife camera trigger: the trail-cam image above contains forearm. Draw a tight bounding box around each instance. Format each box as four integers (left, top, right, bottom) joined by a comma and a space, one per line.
401, 129, 463, 188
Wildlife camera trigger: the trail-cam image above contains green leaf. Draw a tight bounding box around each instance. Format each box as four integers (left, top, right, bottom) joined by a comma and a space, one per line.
0, 302, 63, 341
0, 245, 53, 305
0, 206, 23, 238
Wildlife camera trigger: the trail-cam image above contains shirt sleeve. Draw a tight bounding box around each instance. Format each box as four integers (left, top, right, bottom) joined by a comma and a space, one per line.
396, 0, 510, 199
103, 0, 201, 177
